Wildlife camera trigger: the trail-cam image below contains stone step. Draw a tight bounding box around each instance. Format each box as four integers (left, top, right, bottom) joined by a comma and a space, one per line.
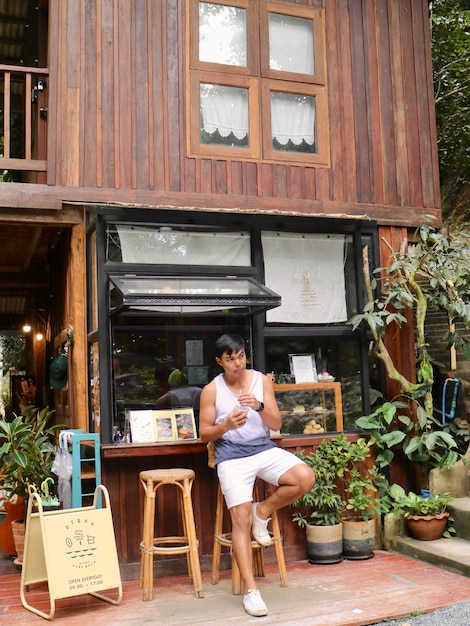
449, 498, 470, 541
384, 498, 470, 577
389, 535, 470, 578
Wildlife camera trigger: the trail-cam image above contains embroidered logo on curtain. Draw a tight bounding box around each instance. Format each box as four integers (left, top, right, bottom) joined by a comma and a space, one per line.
262, 232, 347, 323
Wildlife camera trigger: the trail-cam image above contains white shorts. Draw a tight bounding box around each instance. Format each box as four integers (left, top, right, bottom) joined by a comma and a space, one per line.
217, 447, 305, 509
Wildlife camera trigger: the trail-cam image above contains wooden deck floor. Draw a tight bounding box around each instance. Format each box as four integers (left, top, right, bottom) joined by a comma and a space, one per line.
2, 550, 470, 625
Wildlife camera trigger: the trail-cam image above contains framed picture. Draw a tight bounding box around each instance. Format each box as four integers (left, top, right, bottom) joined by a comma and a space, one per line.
128, 410, 155, 443
153, 411, 177, 441
289, 353, 317, 383
174, 409, 197, 440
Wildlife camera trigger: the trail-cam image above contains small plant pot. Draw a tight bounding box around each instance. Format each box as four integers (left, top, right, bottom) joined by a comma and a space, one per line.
406, 512, 449, 541
342, 518, 375, 560
11, 519, 26, 566
306, 522, 343, 564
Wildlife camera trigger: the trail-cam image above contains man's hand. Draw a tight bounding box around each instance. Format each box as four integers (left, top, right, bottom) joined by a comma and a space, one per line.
225, 407, 249, 431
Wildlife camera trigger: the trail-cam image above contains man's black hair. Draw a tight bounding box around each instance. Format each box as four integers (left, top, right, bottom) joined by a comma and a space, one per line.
215, 334, 246, 358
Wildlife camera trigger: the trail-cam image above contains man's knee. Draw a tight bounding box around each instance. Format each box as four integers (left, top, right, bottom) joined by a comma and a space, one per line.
297, 464, 315, 493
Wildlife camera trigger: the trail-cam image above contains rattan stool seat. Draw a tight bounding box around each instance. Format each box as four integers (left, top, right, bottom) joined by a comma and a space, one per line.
139, 467, 204, 601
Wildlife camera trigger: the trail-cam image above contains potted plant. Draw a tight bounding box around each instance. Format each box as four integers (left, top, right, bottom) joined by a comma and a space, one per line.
388, 484, 453, 541
291, 438, 345, 564
0, 406, 61, 560
334, 435, 380, 560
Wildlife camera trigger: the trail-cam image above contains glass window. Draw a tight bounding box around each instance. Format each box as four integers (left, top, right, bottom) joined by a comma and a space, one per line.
111, 316, 251, 438
200, 83, 249, 147
199, 2, 247, 66
268, 13, 314, 74
188, 1, 328, 165
270, 91, 316, 153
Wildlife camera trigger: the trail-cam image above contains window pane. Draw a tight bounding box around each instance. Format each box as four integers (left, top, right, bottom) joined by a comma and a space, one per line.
268, 13, 314, 75
199, 2, 247, 66
200, 83, 249, 147
270, 92, 316, 153
112, 317, 251, 435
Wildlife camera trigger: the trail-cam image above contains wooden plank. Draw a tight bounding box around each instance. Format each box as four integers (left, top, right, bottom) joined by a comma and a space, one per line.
323, 0, 340, 209
134, 0, 151, 190
400, 0, 423, 207
82, 0, 98, 187
364, 0, 385, 205
376, 0, 398, 206
412, 0, 440, 209
214, 160, 228, 195
336, 0, 357, 203
166, 0, 182, 191
149, 0, 165, 191
389, 0, 410, 206
349, 0, 371, 203
70, 222, 88, 431
260, 163, 273, 198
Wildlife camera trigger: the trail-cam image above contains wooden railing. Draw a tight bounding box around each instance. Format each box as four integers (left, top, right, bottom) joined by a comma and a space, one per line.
0, 64, 48, 176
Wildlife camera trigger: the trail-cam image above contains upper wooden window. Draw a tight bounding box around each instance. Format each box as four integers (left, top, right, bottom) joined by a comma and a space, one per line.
187, 0, 329, 166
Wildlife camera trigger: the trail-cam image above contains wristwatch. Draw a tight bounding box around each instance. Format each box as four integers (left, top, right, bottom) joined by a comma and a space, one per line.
258, 401, 265, 412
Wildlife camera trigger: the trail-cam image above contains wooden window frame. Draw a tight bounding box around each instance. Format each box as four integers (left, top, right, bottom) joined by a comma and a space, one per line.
259, 1, 325, 85
186, 0, 329, 167
261, 79, 329, 166
189, 71, 261, 159
189, 0, 259, 76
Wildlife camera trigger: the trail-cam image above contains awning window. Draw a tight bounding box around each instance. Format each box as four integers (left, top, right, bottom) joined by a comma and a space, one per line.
109, 275, 281, 317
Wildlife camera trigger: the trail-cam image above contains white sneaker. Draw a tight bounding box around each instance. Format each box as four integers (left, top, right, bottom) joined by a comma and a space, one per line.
243, 588, 268, 617
252, 503, 271, 546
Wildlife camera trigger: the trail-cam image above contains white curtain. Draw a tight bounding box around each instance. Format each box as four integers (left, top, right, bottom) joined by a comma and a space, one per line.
269, 13, 314, 74
200, 84, 248, 140
116, 227, 251, 266
271, 92, 315, 146
262, 232, 347, 323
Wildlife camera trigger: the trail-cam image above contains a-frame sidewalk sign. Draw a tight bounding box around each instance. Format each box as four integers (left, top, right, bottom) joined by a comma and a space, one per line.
20, 484, 122, 620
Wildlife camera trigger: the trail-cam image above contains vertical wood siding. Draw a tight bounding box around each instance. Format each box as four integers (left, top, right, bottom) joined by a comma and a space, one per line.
50, 0, 440, 219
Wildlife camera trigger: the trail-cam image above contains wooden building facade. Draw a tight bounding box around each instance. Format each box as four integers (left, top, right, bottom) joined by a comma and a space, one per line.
0, 0, 441, 574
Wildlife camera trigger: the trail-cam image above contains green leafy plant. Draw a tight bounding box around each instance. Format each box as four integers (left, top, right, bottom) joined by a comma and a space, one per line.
291, 433, 382, 526
355, 398, 462, 472
291, 438, 345, 527
350, 225, 470, 475
388, 484, 454, 538
389, 484, 452, 517
333, 434, 380, 522
0, 406, 61, 500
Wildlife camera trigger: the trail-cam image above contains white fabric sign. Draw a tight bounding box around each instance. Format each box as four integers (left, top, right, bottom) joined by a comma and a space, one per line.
262, 232, 347, 323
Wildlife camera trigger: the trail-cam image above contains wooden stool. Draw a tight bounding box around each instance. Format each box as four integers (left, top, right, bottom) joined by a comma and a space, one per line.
139, 468, 204, 601
211, 480, 288, 595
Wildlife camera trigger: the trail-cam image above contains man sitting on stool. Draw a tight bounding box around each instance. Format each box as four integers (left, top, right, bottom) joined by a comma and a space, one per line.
199, 333, 314, 618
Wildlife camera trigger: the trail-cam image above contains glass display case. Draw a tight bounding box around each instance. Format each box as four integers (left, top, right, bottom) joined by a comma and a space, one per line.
273, 382, 343, 435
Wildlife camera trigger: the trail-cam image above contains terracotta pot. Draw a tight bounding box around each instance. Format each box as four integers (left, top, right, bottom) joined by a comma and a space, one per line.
11, 519, 26, 566
406, 512, 449, 541
0, 498, 25, 556
306, 522, 343, 564
342, 518, 375, 560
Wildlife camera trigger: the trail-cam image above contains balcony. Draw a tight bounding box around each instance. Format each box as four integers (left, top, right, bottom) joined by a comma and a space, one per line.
0, 64, 48, 183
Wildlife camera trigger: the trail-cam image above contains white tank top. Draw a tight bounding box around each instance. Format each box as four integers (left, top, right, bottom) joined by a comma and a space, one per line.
213, 370, 274, 463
